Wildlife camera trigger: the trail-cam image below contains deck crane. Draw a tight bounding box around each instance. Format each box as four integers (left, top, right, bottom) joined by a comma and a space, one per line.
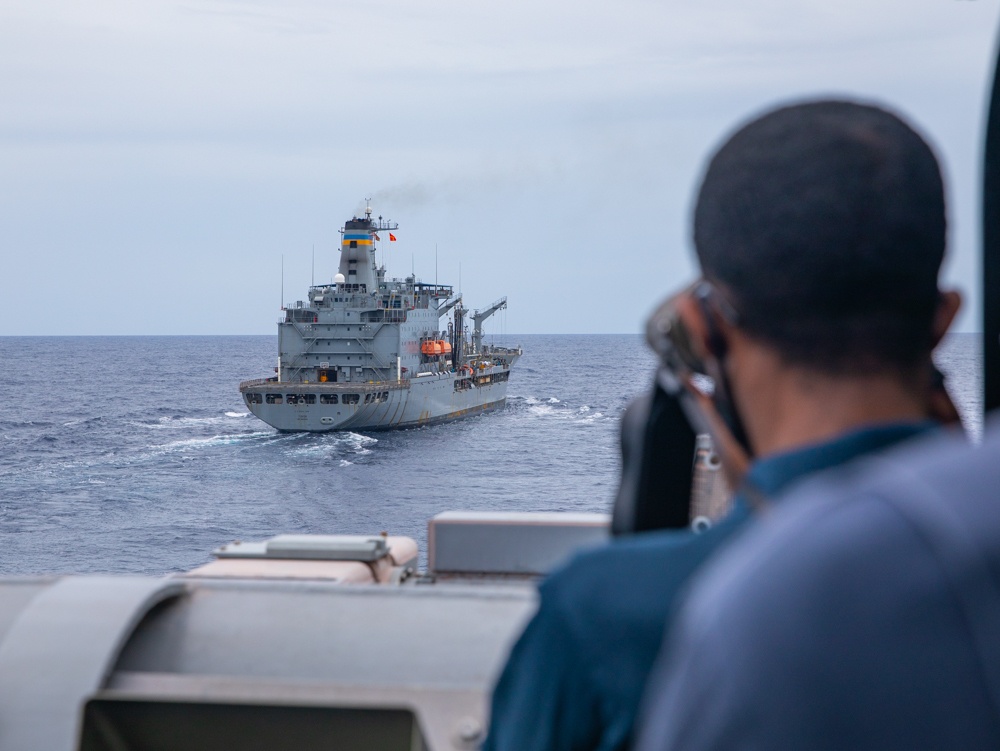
471, 297, 507, 354
436, 294, 463, 319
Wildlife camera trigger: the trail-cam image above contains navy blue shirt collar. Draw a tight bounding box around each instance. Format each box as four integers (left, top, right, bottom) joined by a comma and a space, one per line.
742, 421, 937, 504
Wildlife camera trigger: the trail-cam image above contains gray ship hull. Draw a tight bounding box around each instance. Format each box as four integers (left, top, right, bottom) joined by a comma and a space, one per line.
240, 367, 515, 432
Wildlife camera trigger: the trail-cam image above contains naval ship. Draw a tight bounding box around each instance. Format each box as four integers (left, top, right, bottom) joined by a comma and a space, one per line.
240, 205, 522, 431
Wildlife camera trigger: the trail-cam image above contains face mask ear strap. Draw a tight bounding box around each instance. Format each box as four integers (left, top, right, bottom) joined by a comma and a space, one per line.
693, 282, 729, 359
692, 282, 754, 458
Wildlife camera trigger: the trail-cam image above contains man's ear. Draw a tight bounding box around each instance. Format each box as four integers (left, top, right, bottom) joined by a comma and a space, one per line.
932, 290, 962, 347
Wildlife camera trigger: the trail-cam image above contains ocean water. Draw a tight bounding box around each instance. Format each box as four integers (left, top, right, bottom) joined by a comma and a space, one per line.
0, 333, 983, 575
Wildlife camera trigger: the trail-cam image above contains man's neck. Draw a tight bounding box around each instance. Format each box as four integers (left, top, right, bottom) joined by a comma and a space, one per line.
729, 343, 927, 458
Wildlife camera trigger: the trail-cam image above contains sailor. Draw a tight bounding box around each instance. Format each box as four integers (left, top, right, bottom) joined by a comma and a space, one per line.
483, 100, 962, 751
635, 420, 1000, 751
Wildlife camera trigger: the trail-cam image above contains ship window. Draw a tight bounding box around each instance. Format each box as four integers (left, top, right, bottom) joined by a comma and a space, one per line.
364, 393, 371, 404
343, 393, 360, 405
320, 394, 339, 404
265, 393, 283, 404
304, 394, 316, 404
245, 393, 263, 405
350, 240, 357, 248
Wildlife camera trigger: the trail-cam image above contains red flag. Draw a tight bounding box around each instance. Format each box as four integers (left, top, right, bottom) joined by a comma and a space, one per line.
389, 233, 397, 242
374, 233, 381, 241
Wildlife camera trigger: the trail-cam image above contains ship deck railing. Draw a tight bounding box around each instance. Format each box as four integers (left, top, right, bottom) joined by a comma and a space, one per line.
239, 378, 411, 392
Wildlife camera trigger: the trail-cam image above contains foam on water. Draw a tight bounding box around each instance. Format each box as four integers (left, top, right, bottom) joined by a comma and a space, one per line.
157, 432, 274, 453
136, 413, 255, 430
515, 394, 610, 425
284, 432, 378, 459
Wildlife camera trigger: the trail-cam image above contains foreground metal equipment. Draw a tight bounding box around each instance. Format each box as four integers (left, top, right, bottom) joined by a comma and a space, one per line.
80, 581, 531, 751
0, 513, 609, 751
0, 578, 184, 751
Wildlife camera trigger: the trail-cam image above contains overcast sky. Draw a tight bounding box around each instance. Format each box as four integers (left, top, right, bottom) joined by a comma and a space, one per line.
2, 0, 998, 335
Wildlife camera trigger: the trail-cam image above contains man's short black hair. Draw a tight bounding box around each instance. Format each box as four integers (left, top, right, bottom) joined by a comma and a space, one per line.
694, 99, 946, 373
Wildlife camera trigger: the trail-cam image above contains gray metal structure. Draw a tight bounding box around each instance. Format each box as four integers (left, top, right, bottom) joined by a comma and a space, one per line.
0, 512, 611, 751
240, 205, 521, 432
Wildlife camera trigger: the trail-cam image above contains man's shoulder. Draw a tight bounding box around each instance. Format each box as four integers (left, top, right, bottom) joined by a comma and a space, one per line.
764, 421, 1000, 645
634, 421, 1000, 751
738, 423, 1000, 581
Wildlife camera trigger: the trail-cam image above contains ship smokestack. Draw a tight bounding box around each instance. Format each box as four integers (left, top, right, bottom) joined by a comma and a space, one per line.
339, 216, 377, 291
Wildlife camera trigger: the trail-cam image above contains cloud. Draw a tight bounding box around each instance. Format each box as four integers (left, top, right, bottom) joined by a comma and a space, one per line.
0, 0, 996, 334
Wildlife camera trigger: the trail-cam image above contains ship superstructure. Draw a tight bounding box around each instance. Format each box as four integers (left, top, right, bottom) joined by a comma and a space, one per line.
240, 205, 521, 431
